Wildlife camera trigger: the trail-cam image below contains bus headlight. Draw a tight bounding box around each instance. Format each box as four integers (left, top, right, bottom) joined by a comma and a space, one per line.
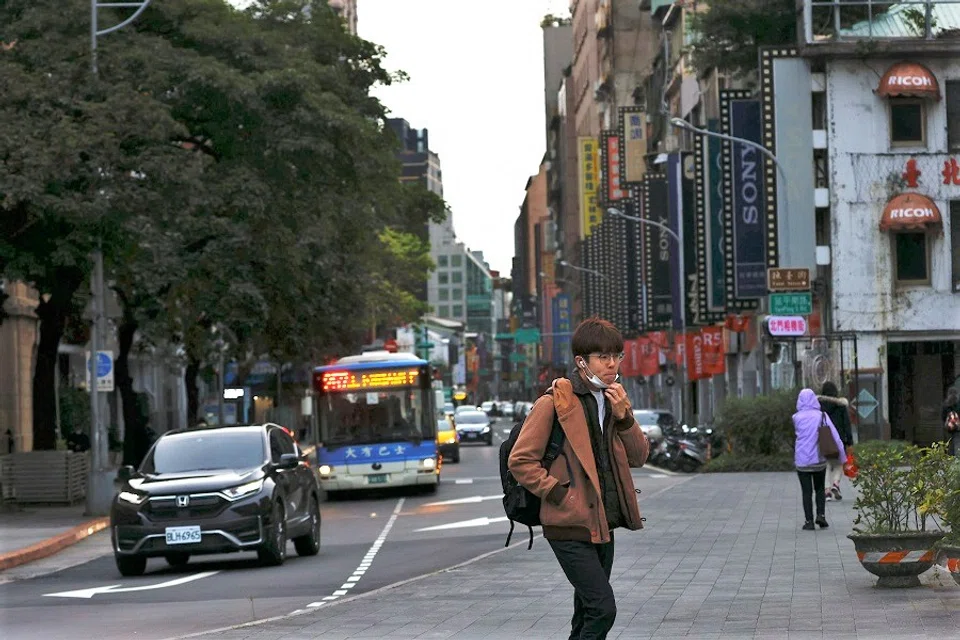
421, 457, 436, 470
318, 465, 333, 476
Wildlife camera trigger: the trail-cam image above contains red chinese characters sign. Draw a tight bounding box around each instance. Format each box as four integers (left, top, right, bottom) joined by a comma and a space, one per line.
606, 134, 627, 202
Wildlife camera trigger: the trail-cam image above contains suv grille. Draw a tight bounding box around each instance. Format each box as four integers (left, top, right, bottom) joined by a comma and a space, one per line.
145, 494, 227, 521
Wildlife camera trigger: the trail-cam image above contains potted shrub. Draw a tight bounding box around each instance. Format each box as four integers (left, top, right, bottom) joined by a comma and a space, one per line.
937, 459, 960, 586
848, 441, 950, 588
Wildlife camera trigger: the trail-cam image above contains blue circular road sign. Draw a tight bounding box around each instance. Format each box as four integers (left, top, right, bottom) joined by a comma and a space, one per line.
96, 352, 112, 377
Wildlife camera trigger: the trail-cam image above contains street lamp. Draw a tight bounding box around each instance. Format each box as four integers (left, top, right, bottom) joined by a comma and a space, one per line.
87, 0, 154, 517
669, 117, 790, 223
558, 260, 607, 279
605, 206, 687, 421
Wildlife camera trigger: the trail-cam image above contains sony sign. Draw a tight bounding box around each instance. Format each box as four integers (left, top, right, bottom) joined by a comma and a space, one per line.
729, 99, 767, 300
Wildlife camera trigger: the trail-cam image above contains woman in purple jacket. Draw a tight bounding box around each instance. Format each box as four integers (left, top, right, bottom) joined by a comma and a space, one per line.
793, 389, 847, 530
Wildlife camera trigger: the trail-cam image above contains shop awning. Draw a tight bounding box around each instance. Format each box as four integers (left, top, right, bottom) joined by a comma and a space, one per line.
879, 193, 942, 232
876, 62, 940, 100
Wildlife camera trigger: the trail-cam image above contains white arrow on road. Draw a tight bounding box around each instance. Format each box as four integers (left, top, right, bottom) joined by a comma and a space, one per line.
414, 516, 508, 532
422, 494, 502, 507
44, 570, 219, 599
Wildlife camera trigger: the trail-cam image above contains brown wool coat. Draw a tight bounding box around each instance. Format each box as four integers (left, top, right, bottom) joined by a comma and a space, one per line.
507, 376, 650, 544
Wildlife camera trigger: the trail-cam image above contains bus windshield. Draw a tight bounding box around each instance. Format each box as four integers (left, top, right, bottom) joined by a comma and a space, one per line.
320, 388, 435, 448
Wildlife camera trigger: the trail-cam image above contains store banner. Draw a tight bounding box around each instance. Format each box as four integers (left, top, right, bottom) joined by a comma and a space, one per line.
638, 337, 660, 377
604, 132, 627, 203
701, 326, 725, 375
578, 137, 601, 238
685, 331, 705, 381
619, 107, 647, 185
621, 339, 641, 377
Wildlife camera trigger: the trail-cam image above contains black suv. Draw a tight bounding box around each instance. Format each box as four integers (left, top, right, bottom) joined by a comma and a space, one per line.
111, 424, 321, 576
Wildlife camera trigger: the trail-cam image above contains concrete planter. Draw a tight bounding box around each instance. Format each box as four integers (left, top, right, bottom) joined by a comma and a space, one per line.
848, 531, 944, 588
939, 543, 960, 587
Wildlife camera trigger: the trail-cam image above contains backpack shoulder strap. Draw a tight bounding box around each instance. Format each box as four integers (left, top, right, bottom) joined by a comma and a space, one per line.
543, 409, 564, 468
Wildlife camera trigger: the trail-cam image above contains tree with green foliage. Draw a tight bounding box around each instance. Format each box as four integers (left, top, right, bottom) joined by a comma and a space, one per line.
687, 0, 797, 77
1, 0, 444, 451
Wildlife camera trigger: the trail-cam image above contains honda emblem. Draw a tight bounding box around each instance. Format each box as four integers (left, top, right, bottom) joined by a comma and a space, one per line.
176, 495, 190, 508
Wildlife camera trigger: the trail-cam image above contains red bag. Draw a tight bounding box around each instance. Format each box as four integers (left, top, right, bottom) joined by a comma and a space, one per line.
843, 448, 858, 479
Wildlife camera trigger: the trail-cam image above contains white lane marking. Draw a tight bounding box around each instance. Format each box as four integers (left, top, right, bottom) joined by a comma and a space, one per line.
647, 473, 667, 479
501, 429, 512, 434
306, 497, 404, 608
44, 571, 219, 599
414, 516, 509, 533
454, 479, 473, 484
422, 494, 502, 507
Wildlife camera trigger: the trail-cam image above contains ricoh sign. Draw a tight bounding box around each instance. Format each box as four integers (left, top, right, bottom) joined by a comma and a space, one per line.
886, 75, 934, 87
888, 207, 937, 220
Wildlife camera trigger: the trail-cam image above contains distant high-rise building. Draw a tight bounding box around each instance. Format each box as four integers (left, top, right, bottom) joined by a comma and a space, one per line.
326, 0, 357, 34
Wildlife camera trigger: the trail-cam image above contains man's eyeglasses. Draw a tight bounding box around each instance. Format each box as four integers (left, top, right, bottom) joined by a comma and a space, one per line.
587, 352, 625, 364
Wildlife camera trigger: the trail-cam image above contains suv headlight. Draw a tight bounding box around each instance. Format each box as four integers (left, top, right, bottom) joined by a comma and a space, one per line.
221, 479, 264, 500
117, 491, 147, 505
481, 426, 491, 434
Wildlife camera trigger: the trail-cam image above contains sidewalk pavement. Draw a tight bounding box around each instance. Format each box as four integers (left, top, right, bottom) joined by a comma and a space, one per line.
0, 504, 108, 571
176, 472, 960, 640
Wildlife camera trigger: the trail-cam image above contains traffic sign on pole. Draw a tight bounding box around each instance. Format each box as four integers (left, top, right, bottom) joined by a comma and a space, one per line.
85, 350, 115, 392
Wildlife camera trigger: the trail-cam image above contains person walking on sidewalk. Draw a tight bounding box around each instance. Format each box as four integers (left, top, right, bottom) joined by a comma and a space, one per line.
818, 381, 853, 501
943, 387, 960, 456
793, 388, 846, 531
509, 317, 649, 640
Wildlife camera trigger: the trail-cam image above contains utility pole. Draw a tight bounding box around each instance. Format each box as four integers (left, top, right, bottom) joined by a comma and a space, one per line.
86, 0, 154, 517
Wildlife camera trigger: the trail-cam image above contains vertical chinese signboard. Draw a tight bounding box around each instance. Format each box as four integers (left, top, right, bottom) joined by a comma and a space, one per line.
578, 137, 600, 238
552, 293, 572, 366
722, 91, 765, 306
604, 132, 627, 203
618, 107, 647, 186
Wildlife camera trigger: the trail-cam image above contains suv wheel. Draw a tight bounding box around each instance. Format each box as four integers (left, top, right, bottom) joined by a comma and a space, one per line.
165, 552, 190, 567
116, 554, 147, 577
258, 501, 286, 566
293, 496, 321, 557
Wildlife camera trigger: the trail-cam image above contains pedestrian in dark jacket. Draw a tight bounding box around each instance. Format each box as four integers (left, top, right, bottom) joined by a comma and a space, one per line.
943, 387, 960, 456
793, 389, 846, 531
509, 317, 649, 640
818, 381, 852, 501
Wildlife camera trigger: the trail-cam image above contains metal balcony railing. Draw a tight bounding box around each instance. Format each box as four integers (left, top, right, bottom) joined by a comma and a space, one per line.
804, 0, 960, 42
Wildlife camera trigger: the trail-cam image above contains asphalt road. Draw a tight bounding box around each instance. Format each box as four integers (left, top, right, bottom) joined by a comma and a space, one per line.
0, 419, 683, 640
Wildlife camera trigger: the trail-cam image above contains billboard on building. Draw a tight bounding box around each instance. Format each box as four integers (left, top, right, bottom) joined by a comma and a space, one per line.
694, 123, 727, 321
552, 293, 571, 366
721, 91, 765, 307
643, 174, 673, 329
666, 152, 700, 329
578, 137, 601, 238
618, 107, 647, 186
602, 131, 627, 205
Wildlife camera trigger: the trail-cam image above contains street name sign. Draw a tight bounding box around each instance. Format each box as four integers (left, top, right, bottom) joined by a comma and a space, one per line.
767, 267, 810, 292
769, 292, 813, 316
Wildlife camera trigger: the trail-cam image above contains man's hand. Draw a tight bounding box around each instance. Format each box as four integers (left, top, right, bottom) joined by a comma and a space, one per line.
604, 383, 630, 420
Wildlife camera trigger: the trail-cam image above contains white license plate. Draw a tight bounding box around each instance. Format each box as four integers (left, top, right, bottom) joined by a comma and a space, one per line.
165, 526, 201, 545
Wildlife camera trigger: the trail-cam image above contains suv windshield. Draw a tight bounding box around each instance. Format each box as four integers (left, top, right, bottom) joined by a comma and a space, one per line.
141, 430, 266, 474
320, 388, 435, 447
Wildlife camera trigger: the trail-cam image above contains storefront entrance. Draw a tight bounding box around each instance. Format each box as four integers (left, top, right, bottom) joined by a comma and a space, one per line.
888, 340, 958, 445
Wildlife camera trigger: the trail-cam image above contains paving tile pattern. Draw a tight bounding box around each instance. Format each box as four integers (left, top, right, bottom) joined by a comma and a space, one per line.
189, 472, 960, 640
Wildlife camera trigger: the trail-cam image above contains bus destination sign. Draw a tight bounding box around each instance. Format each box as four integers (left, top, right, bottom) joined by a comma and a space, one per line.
321, 368, 421, 392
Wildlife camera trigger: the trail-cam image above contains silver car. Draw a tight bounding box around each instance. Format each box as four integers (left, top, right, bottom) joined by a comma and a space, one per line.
455, 410, 493, 446
633, 409, 675, 444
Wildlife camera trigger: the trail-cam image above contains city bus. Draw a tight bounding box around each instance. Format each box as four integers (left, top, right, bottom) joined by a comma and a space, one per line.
312, 351, 441, 495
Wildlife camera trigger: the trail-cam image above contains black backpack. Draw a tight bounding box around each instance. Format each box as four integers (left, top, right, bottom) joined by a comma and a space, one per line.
499, 409, 565, 549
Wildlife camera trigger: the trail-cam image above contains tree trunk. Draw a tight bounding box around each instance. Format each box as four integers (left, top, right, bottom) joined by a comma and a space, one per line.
115, 302, 151, 467
32, 272, 82, 450
185, 353, 200, 425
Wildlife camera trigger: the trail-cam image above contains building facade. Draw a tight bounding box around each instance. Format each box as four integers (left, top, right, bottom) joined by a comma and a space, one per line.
326, 0, 358, 34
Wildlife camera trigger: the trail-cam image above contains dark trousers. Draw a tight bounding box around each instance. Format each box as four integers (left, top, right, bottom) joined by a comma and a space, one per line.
797, 469, 826, 522
548, 532, 616, 640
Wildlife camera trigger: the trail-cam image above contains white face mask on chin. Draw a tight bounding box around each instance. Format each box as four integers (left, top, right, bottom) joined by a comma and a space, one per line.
577, 359, 619, 389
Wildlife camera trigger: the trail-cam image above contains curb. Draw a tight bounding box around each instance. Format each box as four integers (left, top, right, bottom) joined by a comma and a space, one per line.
0, 517, 110, 571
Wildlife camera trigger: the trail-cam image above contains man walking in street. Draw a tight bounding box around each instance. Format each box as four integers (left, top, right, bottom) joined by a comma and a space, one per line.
508, 317, 649, 639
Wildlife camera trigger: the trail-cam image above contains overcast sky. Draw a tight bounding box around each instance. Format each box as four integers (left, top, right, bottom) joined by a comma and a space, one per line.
360, 0, 569, 274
